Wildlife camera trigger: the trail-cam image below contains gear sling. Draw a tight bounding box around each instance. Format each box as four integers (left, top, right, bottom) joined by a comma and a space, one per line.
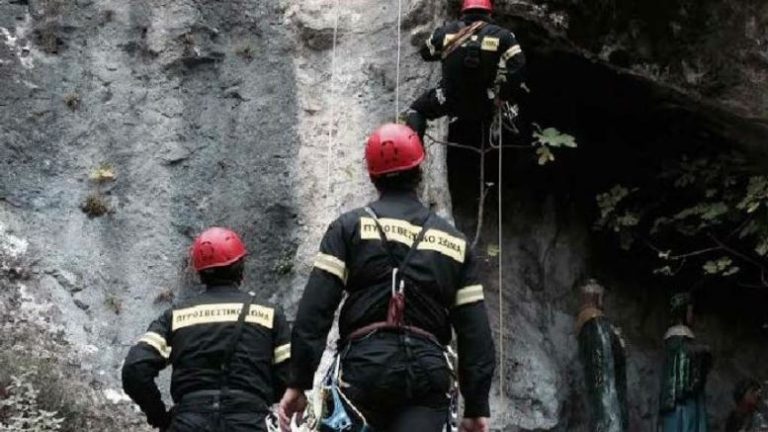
317, 207, 458, 432
171, 293, 261, 432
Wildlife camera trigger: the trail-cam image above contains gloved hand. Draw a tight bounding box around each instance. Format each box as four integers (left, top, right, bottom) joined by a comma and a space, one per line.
460, 417, 489, 432
150, 407, 172, 432
278, 388, 307, 432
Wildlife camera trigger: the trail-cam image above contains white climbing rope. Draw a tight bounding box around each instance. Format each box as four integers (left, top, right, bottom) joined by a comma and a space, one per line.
394, 0, 403, 121
326, 0, 341, 208
496, 110, 505, 407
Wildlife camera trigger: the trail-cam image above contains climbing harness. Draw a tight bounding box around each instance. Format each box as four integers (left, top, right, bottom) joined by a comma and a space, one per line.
363, 206, 433, 327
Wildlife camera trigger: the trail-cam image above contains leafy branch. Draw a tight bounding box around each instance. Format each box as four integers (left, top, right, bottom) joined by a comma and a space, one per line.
426, 126, 577, 248
595, 153, 768, 288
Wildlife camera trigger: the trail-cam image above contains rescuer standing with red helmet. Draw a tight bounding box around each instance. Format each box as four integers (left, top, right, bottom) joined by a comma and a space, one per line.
122, 227, 291, 432
279, 124, 495, 432
405, 0, 526, 141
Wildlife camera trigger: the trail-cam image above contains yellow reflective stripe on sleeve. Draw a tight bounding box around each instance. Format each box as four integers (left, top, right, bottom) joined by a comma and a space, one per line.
426, 36, 437, 56
138, 331, 171, 359
172, 303, 275, 331
313, 252, 347, 283
359, 217, 466, 263
501, 44, 522, 62
481, 37, 500, 51
273, 343, 291, 364
455, 285, 484, 307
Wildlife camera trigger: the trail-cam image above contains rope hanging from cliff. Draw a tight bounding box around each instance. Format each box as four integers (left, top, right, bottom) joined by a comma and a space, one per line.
394, 0, 403, 121
496, 109, 505, 406
326, 0, 341, 207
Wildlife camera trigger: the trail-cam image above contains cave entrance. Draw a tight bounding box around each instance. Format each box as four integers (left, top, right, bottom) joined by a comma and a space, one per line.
442, 15, 768, 333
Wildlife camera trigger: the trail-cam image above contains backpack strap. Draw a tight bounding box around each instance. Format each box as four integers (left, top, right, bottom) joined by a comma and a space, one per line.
363, 206, 434, 293
441, 20, 487, 60
220, 292, 256, 395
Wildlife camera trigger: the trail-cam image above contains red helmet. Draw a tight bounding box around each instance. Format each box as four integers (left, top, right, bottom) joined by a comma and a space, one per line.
365, 123, 425, 177
461, 0, 492, 13
191, 227, 247, 272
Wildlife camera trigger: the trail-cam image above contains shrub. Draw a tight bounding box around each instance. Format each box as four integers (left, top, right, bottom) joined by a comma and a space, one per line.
0, 372, 64, 432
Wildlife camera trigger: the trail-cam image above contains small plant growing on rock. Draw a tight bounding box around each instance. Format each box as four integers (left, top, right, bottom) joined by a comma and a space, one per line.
235, 45, 254, 61
154, 289, 175, 304
273, 252, 294, 276
0, 372, 65, 431
63, 93, 80, 111
36, 29, 61, 55
532, 125, 577, 165
181, 32, 197, 58
104, 295, 122, 315
80, 193, 109, 218
88, 164, 116, 183
101, 10, 114, 25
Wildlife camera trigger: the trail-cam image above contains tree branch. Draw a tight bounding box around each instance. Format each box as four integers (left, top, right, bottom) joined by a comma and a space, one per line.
708, 233, 768, 273
426, 134, 529, 152
640, 237, 722, 260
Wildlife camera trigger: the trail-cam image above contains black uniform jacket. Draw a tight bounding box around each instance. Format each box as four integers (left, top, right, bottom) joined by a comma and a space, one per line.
420, 13, 526, 103
290, 190, 495, 418
122, 285, 291, 428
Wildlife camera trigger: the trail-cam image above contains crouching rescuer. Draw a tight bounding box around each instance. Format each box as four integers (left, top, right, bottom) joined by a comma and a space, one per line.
278, 124, 495, 432
122, 227, 291, 432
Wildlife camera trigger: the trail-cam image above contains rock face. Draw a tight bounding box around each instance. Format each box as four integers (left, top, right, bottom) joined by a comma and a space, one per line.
0, 0, 766, 431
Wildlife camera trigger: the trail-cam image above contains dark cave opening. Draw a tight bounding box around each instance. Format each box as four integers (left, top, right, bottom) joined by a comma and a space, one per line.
442, 16, 768, 337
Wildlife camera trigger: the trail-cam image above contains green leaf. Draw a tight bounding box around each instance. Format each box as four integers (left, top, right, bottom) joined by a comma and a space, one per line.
533, 127, 577, 148
755, 236, 768, 256
701, 202, 729, 220
536, 146, 555, 165
702, 256, 733, 274
616, 212, 640, 227
653, 265, 674, 276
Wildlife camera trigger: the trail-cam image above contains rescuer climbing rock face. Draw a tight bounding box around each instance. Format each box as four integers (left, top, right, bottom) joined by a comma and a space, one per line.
278, 123, 495, 432
122, 227, 291, 432
405, 0, 526, 141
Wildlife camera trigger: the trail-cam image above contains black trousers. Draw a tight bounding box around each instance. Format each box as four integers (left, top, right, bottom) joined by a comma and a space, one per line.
406, 87, 495, 140
167, 390, 268, 432
340, 331, 452, 432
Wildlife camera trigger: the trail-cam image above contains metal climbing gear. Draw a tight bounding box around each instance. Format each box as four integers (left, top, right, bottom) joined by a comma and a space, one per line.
444, 346, 460, 432
491, 101, 519, 143
266, 412, 280, 432
362, 206, 433, 327
318, 357, 370, 432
